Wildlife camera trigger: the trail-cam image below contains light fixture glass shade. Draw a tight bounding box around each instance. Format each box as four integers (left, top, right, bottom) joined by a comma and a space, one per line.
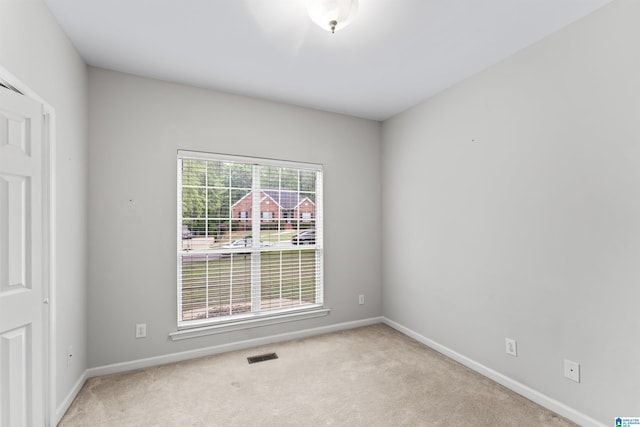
307, 0, 359, 33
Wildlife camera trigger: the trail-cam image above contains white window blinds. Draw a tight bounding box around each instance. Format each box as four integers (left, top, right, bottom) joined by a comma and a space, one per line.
177, 151, 323, 328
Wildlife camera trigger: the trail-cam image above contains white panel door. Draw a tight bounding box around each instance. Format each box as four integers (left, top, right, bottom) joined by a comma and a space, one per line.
0, 86, 45, 427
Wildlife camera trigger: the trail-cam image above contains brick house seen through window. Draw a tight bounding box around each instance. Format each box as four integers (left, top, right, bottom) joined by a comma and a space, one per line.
231, 189, 315, 229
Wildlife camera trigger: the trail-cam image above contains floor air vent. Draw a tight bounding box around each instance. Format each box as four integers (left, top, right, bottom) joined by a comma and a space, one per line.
247, 353, 278, 364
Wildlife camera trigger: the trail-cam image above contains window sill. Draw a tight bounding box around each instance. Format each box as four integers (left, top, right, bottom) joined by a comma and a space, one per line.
169, 307, 331, 341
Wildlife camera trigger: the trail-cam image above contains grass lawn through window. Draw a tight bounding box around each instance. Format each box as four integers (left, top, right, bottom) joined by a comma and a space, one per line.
181, 249, 318, 321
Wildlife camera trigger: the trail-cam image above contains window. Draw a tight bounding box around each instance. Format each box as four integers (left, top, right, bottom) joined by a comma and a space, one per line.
177, 151, 324, 330
301, 212, 312, 222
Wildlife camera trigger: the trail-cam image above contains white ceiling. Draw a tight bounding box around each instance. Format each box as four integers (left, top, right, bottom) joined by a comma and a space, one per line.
43, 0, 611, 121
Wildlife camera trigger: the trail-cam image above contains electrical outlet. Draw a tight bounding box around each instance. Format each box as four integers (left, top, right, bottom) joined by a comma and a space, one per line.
135, 323, 147, 339
564, 359, 580, 383
66, 345, 73, 367
505, 338, 517, 357
358, 294, 365, 305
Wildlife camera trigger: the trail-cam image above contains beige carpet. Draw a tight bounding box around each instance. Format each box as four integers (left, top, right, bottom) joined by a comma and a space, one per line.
59, 324, 576, 426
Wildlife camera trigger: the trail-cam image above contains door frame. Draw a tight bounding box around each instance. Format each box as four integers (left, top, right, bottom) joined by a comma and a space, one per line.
0, 64, 56, 426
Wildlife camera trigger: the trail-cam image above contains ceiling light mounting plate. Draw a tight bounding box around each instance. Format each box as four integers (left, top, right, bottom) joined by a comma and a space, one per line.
307, 0, 359, 34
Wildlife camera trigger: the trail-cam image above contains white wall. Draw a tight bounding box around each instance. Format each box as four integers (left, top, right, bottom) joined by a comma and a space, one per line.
87, 67, 382, 367
382, 0, 639, 423
4, 0, 631, 422
0, 0, 89, 419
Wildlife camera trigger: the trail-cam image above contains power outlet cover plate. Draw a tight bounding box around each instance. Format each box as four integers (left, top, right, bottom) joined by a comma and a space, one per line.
505, 338, 517, 356
136, 323, 147, 338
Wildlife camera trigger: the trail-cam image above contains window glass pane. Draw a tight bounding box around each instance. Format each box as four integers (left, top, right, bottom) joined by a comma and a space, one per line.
183, 219, 206, 240
260, 166, 280, 189
260, 249, 317, 311
183, 159, 206, 186
230, 189, 251, 220
229, 219, 249, 235
178, 153, 322, 327
279, 168, 299, 191
182, 187, 205, 220
207, 188, 230, 219
180, 255, 207, 321
207, 161, 230, 188
299, 170, 316, 192
230, 163, 252, 189
180, 254, 253, 322
208, 220, 229, 242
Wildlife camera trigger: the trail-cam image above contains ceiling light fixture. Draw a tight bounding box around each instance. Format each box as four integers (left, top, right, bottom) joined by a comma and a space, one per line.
307, 0, 359, 34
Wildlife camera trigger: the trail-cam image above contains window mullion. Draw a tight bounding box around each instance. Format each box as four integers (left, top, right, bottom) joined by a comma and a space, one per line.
205, 254, 209, 319
204, 163, 209, 318
229, 254, 234, 316
251, 165, 261, 313
279, 251, 283, 309
298, 250, 302, 305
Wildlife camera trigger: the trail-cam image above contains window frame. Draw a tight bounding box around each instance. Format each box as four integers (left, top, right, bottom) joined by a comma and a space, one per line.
175, 150, 327, 335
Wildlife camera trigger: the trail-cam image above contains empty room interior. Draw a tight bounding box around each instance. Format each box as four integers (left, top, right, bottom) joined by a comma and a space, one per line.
1, 0, 639, 425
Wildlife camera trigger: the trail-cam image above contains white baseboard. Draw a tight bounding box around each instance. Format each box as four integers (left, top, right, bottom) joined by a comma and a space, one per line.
58, 317, 597, 427
54, 317, 381, 424
87, 316, 383, 378
55, 369, 87, 425
382, 317, 605, 427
